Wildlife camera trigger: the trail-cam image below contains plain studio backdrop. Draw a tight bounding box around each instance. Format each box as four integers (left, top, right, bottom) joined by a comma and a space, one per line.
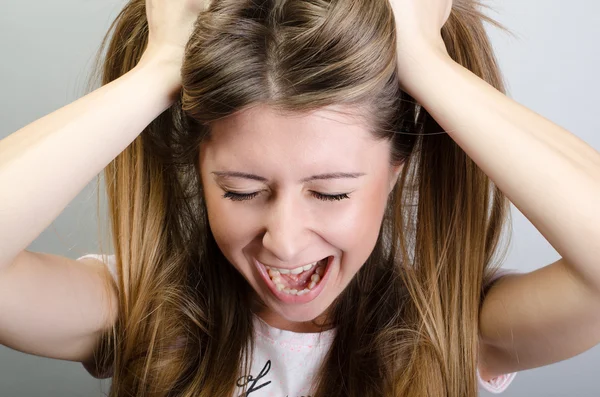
1, 0, 599, 396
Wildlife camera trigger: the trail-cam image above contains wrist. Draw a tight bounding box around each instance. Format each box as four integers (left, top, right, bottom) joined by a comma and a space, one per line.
134, 46, 183, 101
396, 41, 454, 96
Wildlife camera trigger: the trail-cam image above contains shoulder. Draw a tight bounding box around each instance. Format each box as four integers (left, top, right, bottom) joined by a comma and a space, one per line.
75, 253, 118, 379
479, 267, 520, 393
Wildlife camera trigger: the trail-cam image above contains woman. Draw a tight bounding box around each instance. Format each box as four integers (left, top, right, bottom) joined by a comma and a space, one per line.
1, 0, 599, 396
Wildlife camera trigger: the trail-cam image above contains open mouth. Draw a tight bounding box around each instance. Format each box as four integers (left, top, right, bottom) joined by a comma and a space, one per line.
264, 257, 328, 296
255, 256, 333, 303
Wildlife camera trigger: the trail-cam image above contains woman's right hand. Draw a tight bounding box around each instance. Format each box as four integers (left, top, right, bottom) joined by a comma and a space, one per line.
139, 0, 212, 69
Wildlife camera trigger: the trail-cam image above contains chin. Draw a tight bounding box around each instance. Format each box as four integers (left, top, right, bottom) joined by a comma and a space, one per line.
275, 304, 326, 323
267, 293, 337, 327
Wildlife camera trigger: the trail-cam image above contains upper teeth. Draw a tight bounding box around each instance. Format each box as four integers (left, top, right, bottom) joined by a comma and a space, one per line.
266, 261, 318, 275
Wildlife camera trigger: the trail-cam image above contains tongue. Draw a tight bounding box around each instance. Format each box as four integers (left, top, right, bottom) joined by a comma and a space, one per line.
278, 265, 318, 290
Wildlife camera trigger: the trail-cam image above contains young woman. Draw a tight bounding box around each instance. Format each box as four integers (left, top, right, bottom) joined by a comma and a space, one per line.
1, 0, 599, 396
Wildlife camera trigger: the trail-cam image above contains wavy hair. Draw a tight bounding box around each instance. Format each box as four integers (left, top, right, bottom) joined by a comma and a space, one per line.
86, 0, 513, 395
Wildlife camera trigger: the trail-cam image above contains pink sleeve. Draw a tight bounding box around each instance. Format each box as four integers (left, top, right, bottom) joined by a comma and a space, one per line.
477, 267, 519, 393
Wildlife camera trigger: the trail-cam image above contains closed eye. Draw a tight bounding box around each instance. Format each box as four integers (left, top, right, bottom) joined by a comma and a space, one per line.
222, 191, 260, 202
311, 192, 350, 201
222, 191, 350, 202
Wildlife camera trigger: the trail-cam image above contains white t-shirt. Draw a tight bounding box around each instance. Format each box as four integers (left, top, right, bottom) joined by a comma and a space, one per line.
77, 253, 517, 395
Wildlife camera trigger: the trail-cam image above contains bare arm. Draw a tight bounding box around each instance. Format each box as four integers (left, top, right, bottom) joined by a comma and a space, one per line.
0, 51, 183, 367
0, 252, 117, 365
0, 53, 181, 268
398, 46, 600, 382
478, 258, 600, 380
0, 0, 208, 374
388, 0, 600, 382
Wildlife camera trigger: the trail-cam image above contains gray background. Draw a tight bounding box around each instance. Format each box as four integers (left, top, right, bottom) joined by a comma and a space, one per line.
1, 0, 599, 396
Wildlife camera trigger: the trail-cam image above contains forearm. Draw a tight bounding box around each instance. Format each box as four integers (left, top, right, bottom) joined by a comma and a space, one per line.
0, 58, 181, 268
402, 50, 600, 288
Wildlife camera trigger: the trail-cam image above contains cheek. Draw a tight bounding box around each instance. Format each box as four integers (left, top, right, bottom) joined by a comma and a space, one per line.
203, 189, 252, 257
321, 181, 389, 258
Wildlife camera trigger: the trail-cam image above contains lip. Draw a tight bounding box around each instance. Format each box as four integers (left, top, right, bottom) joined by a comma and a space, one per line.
254, 256, 333, 304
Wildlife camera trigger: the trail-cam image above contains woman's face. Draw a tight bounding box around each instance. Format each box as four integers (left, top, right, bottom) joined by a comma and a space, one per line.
199, 104, 401, 331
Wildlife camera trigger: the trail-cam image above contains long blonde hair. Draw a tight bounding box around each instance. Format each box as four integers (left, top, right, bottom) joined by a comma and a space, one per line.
87, 0, 513, 395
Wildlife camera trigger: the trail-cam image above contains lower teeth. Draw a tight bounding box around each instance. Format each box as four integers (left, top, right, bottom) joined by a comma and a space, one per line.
270, 259, 327, 295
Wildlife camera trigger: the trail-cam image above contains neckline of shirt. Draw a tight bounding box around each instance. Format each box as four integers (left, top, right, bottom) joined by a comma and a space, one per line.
252, 314, 337, 346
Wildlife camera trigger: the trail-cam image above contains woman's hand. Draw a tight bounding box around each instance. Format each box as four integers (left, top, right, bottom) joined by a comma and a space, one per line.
389, 0, 452, 55
388, 0, 453, 92
139, 0, 212, 69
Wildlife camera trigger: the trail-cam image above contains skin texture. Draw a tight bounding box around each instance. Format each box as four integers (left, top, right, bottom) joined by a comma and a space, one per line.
199, 104, 402, 332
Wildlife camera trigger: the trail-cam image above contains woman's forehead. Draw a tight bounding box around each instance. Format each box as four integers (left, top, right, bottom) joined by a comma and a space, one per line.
212, 103, 367, 132
205, 104, 376, 148
201, 105, 387, 171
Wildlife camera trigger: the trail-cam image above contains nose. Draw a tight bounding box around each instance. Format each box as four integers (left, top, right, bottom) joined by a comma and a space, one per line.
262, 192, 310, 263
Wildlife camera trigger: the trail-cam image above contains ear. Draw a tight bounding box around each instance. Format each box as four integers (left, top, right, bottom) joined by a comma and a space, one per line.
388, 163, 404, 194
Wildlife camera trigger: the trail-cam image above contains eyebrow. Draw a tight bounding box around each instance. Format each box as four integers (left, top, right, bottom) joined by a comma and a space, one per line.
211, 171, 366, 183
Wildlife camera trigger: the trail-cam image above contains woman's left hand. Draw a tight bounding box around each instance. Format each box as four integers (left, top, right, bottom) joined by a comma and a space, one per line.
389, 0, 452, 54
388, 0, 453, 89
